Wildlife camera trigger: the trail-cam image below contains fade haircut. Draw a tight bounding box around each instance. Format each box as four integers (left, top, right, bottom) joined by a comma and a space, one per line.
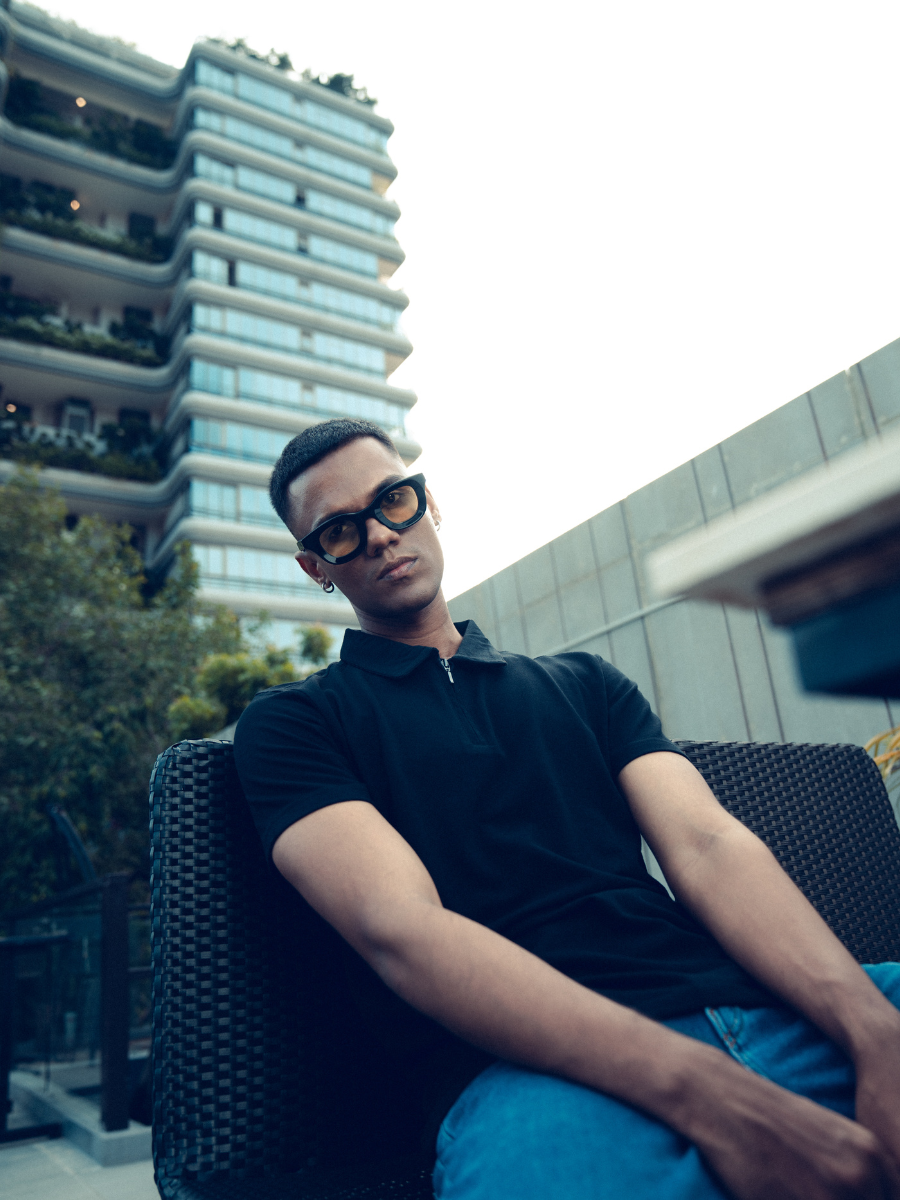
269, 418, 399, 529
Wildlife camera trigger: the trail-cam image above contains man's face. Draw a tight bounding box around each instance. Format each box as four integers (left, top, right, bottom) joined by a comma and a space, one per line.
288, 437, 444, 619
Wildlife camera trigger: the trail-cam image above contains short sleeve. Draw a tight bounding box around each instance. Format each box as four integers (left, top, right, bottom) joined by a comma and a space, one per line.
598, 658, 687, 776
233, 683, 371, 861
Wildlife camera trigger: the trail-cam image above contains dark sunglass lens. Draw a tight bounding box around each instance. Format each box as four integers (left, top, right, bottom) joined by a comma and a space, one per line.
319, 519, 361, 559
379, 484, 420, 525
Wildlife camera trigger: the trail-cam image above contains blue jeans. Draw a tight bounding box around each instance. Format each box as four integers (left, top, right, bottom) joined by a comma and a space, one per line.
433, 963, 900, 1199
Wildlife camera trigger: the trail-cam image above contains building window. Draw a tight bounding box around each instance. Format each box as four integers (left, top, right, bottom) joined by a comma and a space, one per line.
61, 398, 92, 436
306, 190, 394, 237
187, 479, 280, 527
187, 358, 406, 433
192, 249, 230, 285
195, 59, 236, 96
307, 235, 378, 277
234, 260, 298, 301
194, 153, 235, 188
193, 104, 374, 188
193, 58, 389, 153
192, 543, 322, 595
220, 207, 299, 252
235, 163, 296, 205
191, 304, 386, 376
188, 417, 290, 464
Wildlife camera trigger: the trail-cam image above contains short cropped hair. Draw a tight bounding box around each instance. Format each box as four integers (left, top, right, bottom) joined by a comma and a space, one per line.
269, 418, 398, 529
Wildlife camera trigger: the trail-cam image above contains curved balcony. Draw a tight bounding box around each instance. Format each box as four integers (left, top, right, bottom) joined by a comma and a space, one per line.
1, 224, 411, 324
1, 120, 402, 232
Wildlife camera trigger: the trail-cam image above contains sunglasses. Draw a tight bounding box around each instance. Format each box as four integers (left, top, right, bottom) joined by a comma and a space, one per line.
298, 473, 428, 564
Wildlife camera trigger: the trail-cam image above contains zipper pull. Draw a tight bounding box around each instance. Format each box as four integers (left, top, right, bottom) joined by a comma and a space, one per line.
440, 657, 455, 684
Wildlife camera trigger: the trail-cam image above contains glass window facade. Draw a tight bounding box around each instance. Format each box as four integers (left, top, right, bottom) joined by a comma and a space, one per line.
307, 236, 378, 277
305, 190, 394, 237
236, 164, 296, 205
194, 152, 234, 187
193, 249, 230, 285
193, 303, 301, 353
300, 98, 388, 153
188, 479, 280, 526
221, 208, 299, 252
236, 73, 294, 117
194, 107, 372, 188
192, 305, 386, 376
189, 416, 290, 463
194, 58, 389, 152
299, 144, 371, 188
190, 251, 399, 327
195, 107, 294, 158
234, 260, 299, 301
193, 199, 380, 276
193, 543, 320, 594
188, 358, 408, 433
195, 153, 391, 238
305, 280, 399, 328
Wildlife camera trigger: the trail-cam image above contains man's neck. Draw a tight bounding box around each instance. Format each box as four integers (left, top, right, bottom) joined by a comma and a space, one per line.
354, 592, 464, 659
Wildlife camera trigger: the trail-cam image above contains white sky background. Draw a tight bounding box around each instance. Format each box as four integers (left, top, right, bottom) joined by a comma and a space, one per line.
29, 0, 900, 597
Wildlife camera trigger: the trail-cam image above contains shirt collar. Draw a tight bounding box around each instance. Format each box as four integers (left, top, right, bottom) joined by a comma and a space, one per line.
340, 620, 506, 678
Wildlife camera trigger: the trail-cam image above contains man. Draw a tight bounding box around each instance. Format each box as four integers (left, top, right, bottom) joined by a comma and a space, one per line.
234, 418, 900, 1200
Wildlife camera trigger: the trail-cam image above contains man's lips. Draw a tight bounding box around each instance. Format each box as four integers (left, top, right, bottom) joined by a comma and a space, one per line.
377, 556, 417, 581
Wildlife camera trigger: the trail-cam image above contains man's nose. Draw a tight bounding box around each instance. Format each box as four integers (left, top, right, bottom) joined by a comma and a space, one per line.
364, 516, 399, 554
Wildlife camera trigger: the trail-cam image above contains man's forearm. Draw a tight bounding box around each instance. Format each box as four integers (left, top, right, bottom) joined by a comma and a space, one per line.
661, 820, 900, 1060
275, 799, 900, 1197
619, 749, 900, 1065
365, 894, 900, 1200
368, 893, 756, 1126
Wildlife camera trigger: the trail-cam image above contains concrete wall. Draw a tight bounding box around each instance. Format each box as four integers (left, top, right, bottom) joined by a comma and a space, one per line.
449, 339, 900, 749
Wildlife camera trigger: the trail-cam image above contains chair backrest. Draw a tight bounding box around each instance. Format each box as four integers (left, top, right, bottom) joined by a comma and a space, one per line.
150, 737, 900, 1192
149, 739, 426, 1195
678, 739, 900, 963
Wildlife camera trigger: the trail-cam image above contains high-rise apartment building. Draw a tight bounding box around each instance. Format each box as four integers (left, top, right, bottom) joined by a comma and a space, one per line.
0, 1, 419, 645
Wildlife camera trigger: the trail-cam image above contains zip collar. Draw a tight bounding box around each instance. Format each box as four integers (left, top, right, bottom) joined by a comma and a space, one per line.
340, 620, 506, 679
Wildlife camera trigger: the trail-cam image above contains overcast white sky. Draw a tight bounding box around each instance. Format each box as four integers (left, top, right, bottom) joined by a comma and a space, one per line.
28, 0, 900, 597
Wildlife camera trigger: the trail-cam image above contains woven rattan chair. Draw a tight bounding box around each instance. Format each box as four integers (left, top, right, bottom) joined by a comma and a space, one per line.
150, 738, 900, 1199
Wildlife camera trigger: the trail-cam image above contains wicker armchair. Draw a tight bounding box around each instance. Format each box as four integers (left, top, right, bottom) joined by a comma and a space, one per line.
149, 739, 900, 1199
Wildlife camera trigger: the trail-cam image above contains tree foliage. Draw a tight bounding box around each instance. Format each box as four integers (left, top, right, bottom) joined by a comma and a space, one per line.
0, 471, 240, 915
167, 627, 334, 740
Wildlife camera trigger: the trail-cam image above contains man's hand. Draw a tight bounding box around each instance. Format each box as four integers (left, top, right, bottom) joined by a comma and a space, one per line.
678, 1045, 900, 1200
619, 751, 900, 1197
852, 1033, 900, 1189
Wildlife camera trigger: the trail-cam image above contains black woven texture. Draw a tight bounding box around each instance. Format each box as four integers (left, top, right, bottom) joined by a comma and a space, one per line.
151, 738, 900, 1199
150, 741, 431, 1200
677, 740, 900, 963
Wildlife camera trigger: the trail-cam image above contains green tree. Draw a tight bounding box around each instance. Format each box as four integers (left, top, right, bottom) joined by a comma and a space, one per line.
167, 648, 296, 739
166, 624, 334, 741
300, 624, 333, 667
0, 470, 240, 915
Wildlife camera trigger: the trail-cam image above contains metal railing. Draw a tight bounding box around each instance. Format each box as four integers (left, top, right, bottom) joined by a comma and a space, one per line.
1, 873, 150, 1133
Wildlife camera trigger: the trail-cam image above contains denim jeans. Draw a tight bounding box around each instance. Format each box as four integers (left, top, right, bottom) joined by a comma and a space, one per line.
433, 963, 900, 1199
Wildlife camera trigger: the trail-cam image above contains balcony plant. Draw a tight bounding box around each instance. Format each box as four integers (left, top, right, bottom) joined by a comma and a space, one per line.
4, 76, 178, 171
1, 409, 170, 483
1, 174, 173, 263
0, 288, 170, 368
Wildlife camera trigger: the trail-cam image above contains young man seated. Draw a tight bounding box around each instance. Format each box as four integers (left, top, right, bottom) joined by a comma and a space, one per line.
234, 418, 900, 1200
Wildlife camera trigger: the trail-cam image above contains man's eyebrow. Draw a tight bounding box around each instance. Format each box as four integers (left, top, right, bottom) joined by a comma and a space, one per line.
314, 473, 405, 528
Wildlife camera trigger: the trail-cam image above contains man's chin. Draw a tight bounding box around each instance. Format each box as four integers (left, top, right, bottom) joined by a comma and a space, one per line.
350, 579, 443, 622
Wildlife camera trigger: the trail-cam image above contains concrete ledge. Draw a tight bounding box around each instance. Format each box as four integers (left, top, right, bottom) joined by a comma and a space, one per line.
10, 1070, 151, 1166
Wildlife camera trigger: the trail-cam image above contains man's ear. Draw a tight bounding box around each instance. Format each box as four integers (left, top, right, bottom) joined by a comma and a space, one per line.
424, 485, 441, 529
295, 550, 329, 588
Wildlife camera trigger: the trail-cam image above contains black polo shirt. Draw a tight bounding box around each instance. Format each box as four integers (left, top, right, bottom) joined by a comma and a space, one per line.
234, 620, 771, 1124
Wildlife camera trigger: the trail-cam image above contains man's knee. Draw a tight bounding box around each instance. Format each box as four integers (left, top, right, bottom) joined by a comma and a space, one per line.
434, 1062, 724, 1200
